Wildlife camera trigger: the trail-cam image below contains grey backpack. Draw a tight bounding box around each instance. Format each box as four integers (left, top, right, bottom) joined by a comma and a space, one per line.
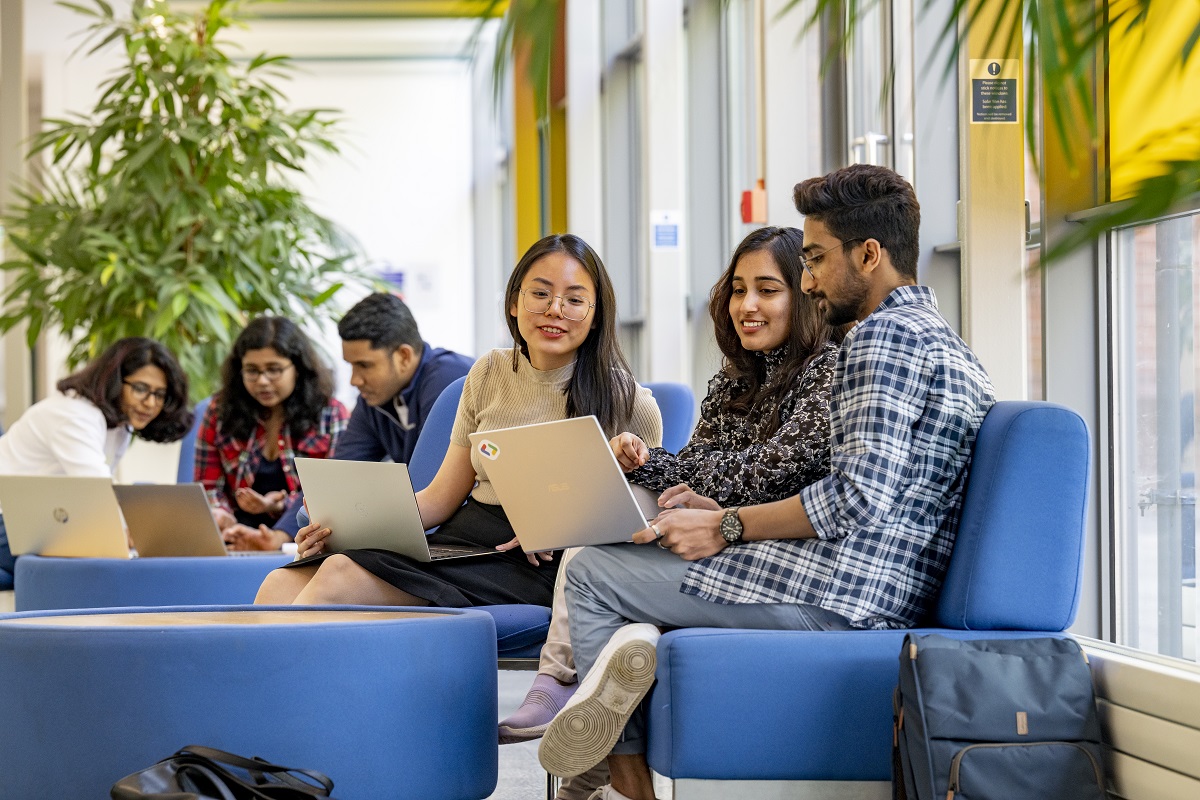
892, 634, 1106, 800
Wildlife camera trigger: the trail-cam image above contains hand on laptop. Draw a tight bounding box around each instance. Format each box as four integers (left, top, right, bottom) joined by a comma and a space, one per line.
235, 488, 287, 516
496, 536, 554, 567
609, 433, 650, 472
295, 520, 332, 559
223, 523, 289, 551
657, 483, 720, 511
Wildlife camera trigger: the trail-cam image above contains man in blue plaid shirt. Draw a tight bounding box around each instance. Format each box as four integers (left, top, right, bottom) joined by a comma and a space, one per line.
539, 165, 996, 799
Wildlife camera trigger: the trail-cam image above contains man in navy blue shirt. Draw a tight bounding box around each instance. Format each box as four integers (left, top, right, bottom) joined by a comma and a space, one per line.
276, 292, 473, 539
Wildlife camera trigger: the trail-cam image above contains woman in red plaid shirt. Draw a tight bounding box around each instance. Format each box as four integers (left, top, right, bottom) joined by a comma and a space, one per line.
194, 316, 349, 551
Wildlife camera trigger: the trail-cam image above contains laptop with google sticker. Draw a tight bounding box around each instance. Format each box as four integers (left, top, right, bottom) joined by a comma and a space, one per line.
468, 416, 662, 553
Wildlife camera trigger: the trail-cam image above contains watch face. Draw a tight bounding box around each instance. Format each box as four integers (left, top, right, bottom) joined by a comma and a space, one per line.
721, 509, 742, 542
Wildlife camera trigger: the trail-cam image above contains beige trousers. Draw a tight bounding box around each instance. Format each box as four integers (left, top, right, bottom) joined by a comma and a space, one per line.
539, 546, 578, 683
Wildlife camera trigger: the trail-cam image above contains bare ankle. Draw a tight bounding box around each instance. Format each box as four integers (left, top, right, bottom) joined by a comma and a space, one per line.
607, 753, 655, 800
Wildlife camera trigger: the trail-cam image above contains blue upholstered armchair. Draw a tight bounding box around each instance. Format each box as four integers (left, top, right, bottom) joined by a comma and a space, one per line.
644, 401, 1091, 799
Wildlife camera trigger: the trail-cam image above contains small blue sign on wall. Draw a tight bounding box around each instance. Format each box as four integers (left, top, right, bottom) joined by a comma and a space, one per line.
650, 210, 682, 251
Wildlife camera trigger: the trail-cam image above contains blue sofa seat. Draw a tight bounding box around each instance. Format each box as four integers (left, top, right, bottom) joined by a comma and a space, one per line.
645, 401, 1091, 786
15, 554, 293, 611
477, 603, 552, 659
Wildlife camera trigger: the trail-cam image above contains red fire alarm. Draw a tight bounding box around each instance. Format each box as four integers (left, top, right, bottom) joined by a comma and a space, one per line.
740, 179, 767, 224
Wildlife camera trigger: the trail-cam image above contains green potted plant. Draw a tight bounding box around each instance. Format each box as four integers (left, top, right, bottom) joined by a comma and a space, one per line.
0, 0, 369, 397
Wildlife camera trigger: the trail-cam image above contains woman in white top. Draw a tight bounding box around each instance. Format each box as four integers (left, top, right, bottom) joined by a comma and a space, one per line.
0, 337, 193, 573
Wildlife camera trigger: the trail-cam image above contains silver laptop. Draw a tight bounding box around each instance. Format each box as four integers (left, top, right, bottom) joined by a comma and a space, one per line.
293, 458, 496, 562
0, 475, 131, 559
468, 416, 664, 554
114, 483, 268, 558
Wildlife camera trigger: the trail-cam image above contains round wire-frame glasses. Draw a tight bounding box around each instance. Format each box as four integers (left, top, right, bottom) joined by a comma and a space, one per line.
520, 289, 595, 322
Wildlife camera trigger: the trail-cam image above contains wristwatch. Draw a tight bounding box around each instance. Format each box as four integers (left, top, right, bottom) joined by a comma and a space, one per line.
719, 507, 744, 545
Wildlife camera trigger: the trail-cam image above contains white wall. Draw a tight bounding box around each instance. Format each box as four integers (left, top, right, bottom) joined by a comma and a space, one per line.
280, 58, 477, 367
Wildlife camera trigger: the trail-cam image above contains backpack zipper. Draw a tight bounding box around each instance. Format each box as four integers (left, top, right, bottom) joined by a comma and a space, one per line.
945, 740, 1103, 800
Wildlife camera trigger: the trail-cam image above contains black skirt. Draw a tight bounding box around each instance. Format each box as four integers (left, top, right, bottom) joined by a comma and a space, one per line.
284, 497, 559, 608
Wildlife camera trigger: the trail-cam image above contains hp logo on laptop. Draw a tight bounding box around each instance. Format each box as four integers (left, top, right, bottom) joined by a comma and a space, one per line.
52, 507, 70, 524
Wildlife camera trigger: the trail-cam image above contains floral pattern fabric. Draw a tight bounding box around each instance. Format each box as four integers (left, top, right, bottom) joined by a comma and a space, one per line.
629, 341, 838, 507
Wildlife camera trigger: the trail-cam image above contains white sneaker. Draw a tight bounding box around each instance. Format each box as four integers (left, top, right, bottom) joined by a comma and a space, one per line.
539, 623, 661, 777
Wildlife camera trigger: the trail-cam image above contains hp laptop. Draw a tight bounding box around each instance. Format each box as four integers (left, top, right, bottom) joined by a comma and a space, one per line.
0, 475, 131, 559
293, 458, 495, 562
113, 483, 277, 557
468, 416, 664, 553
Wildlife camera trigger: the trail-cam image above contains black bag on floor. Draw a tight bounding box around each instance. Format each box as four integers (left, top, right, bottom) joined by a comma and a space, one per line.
111, 745, 336, 800
892, 634, 1106, 800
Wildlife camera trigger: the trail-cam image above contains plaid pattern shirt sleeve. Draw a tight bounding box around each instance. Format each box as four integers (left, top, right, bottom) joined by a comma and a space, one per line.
801, 319, 932, 541
196, 398, 349, 521
193, 399, 235, 515
280, 399, 350, 499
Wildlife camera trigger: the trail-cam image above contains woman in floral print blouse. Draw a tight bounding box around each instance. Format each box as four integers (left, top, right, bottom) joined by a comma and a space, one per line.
500, 227, 847, 783
613, 225, 847, 508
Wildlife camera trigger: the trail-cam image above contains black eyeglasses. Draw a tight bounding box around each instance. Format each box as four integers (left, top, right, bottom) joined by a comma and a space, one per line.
241, 363, 294, 382
800, 238, 865, 279
123, 381, 168, 404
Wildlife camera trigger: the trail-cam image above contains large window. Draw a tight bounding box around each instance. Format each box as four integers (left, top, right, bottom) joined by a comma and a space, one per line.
1113, 213, 1200, 662
601, 0, 646, 372
836, 0, 915, 181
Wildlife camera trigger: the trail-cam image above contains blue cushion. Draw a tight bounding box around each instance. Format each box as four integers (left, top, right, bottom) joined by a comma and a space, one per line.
934, 402, 1090, 631
475, 604, 551, 658
14, 554, 293, 611
409, 377, 466, 492
646, 628, 1072, 781
644, 382, 695, 455
0, 568, 12, 592
176, 396, 213, 484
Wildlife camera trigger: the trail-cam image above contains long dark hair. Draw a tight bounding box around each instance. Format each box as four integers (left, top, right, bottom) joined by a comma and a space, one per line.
504, 234, 636, 436
218, 316, 335, 442
709, 226, 846, 439
57, 337, 193, 443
